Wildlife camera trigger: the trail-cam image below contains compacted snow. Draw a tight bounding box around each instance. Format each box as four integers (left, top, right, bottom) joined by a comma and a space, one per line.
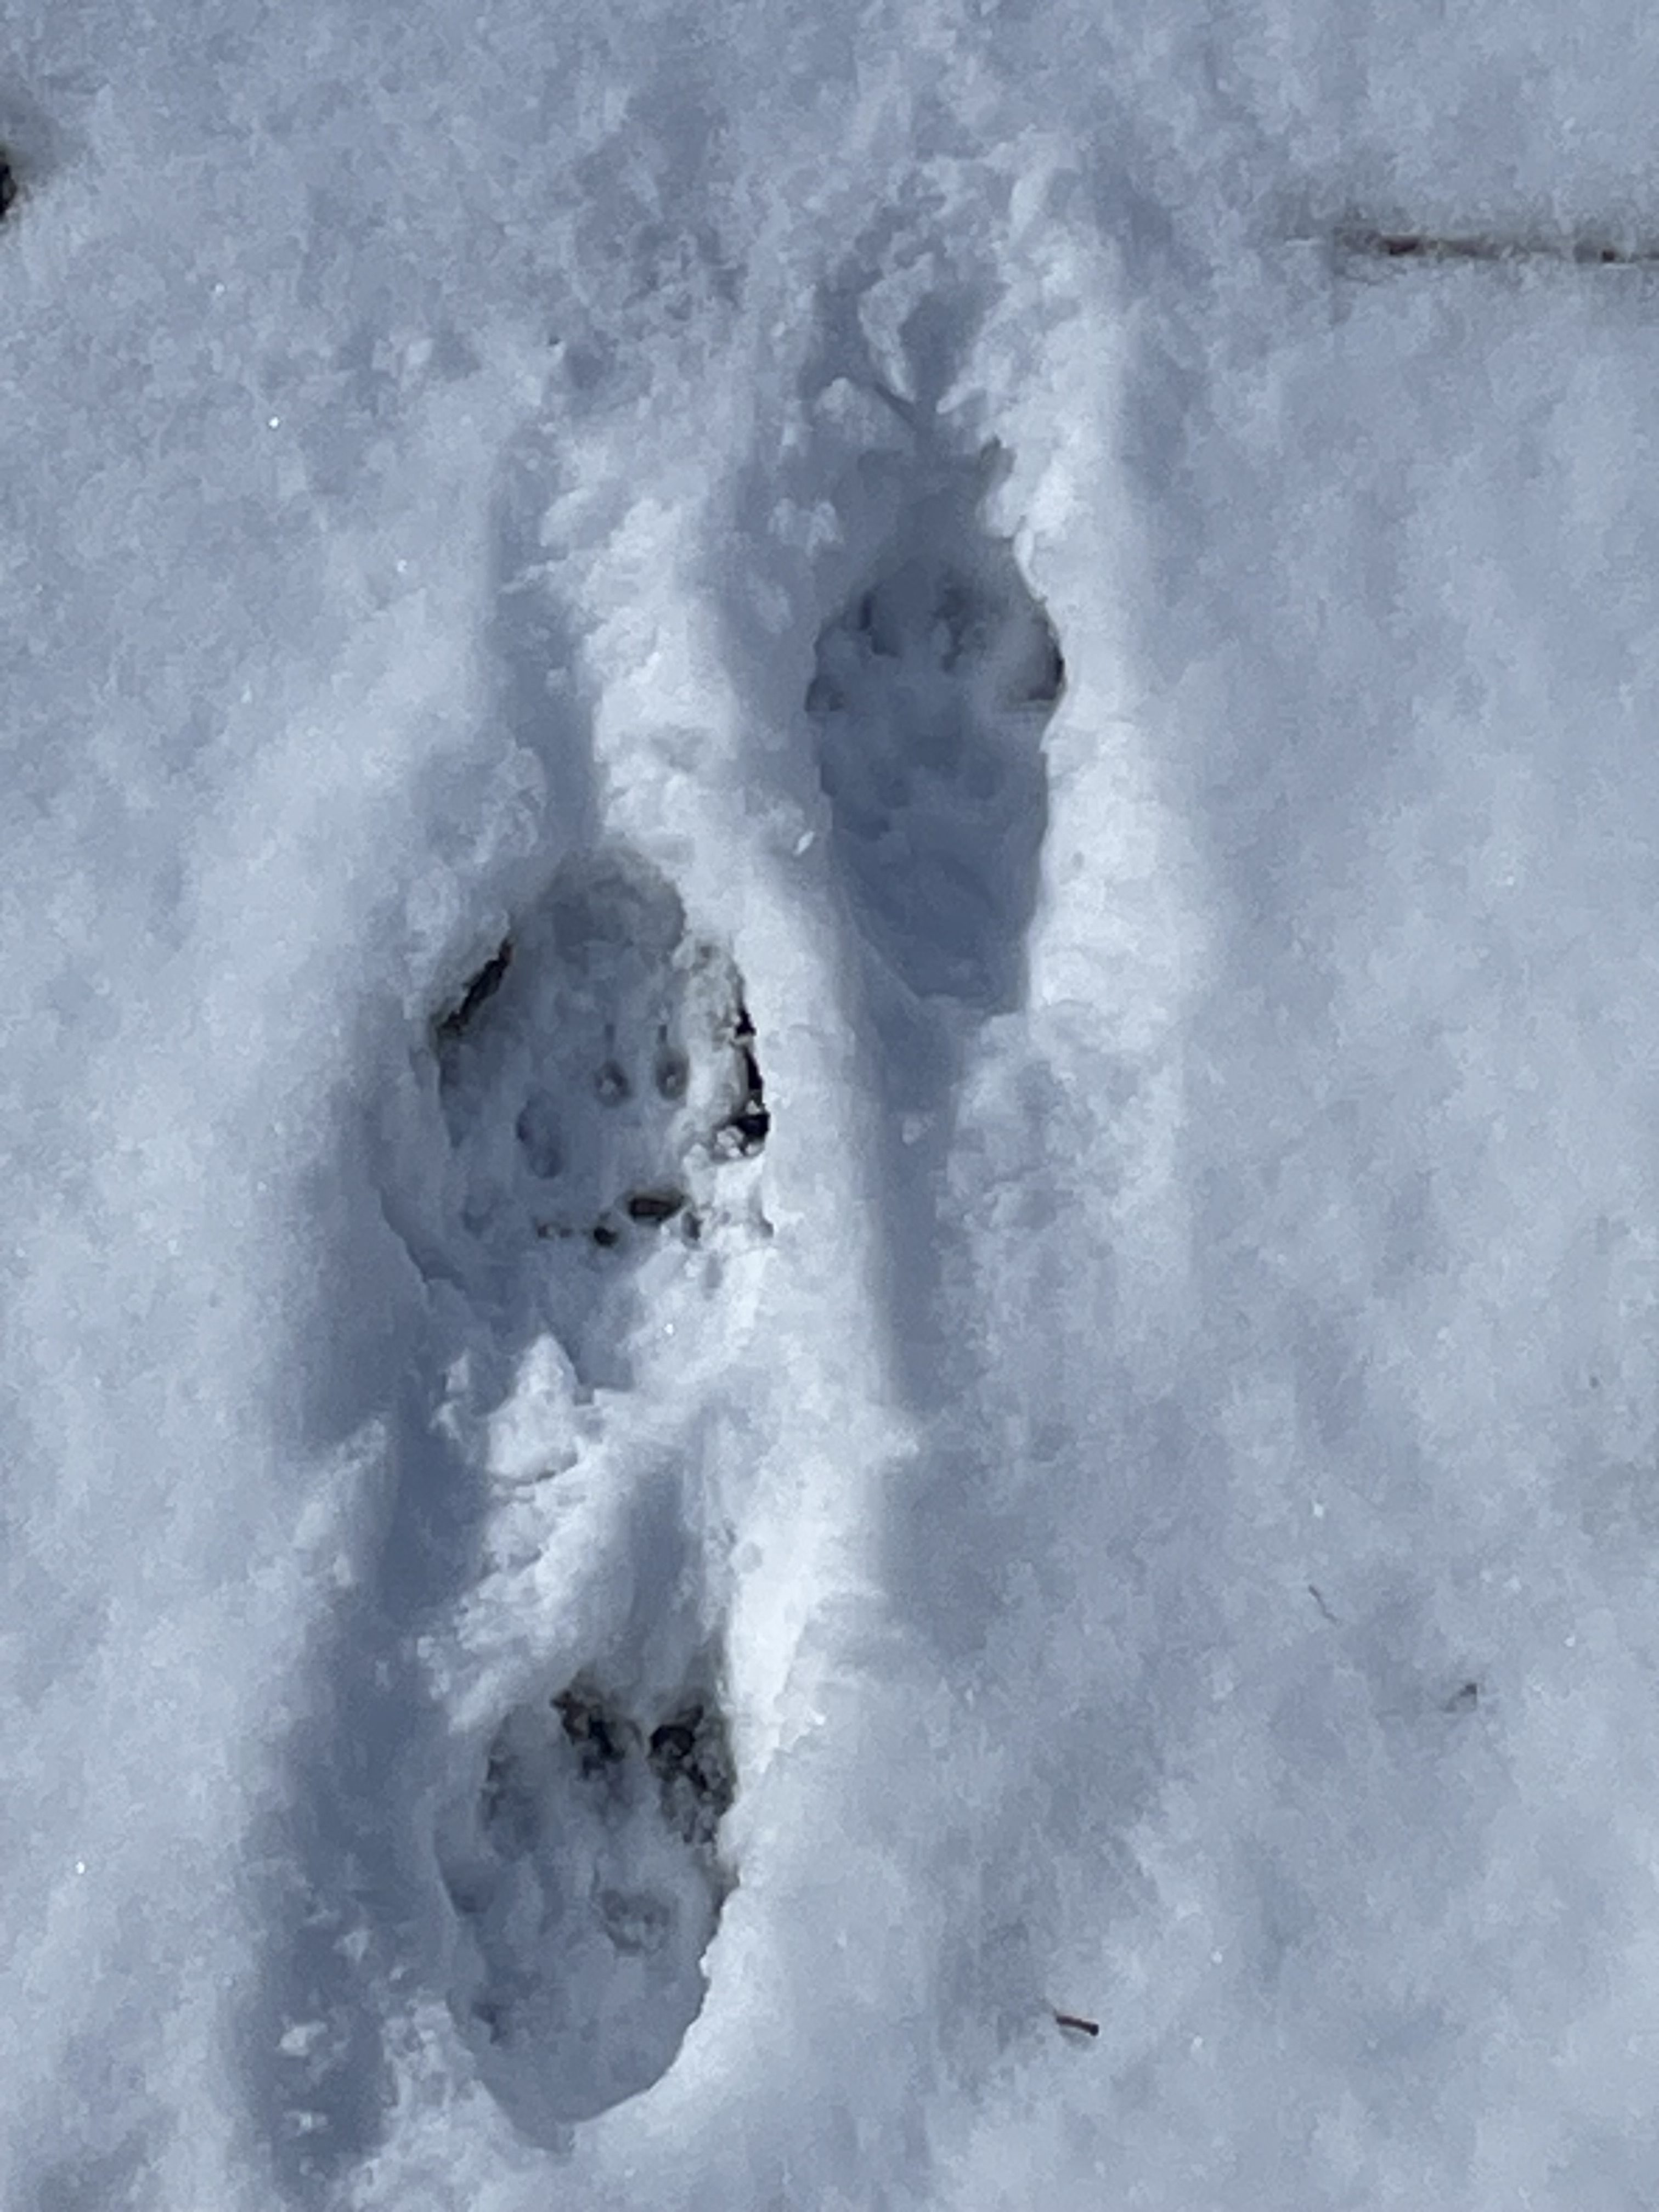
7, 1, 1659, 2205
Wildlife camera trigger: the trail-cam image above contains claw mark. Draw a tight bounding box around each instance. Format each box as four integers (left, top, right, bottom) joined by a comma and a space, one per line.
552, 1685, 637, 1774
647, 1700, 736, 1849
594, 1058, 631, 1107
654, 1030, 690, 1101
716, 1002, 769, 1156
515, 1093, 562, 1179
1022, 632, 1066, 708
437, 938, 514, 1043
624, 1187, 687, 1224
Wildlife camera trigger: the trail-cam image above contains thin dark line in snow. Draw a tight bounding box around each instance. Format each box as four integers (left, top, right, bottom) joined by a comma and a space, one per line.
1334, 224, 1659, 268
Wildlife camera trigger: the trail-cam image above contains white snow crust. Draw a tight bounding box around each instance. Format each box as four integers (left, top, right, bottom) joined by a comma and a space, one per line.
5, 2, 1659, 2205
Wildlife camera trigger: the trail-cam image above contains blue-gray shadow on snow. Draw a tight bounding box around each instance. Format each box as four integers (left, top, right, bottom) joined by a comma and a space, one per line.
810, 511, 1057, 1015
713, 261, 1085, 2090
703, 243, 1069, 1669
234, 427, 603, 2205
1085, 155, 1502, 2118
799, 283, 1062, 1421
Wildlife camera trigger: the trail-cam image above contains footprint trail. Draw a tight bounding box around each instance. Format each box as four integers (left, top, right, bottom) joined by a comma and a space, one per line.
416, 837, 767, 2142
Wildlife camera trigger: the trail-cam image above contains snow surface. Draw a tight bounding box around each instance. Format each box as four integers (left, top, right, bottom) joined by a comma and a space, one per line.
6, 1, 1659, 2205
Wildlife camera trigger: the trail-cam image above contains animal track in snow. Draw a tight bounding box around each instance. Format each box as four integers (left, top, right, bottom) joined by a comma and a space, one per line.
435, 1668, 736, 2138
807, 529, 1063, 1013
421, 841, 761, 2140
434, 844, 767, 1367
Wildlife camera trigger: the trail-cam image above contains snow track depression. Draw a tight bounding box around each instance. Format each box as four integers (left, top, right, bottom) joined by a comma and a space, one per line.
317, 245, 1081, 2195
433, 848, 769, 1385
424, 849, 760, 2137
18, 5, 1659, 2203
